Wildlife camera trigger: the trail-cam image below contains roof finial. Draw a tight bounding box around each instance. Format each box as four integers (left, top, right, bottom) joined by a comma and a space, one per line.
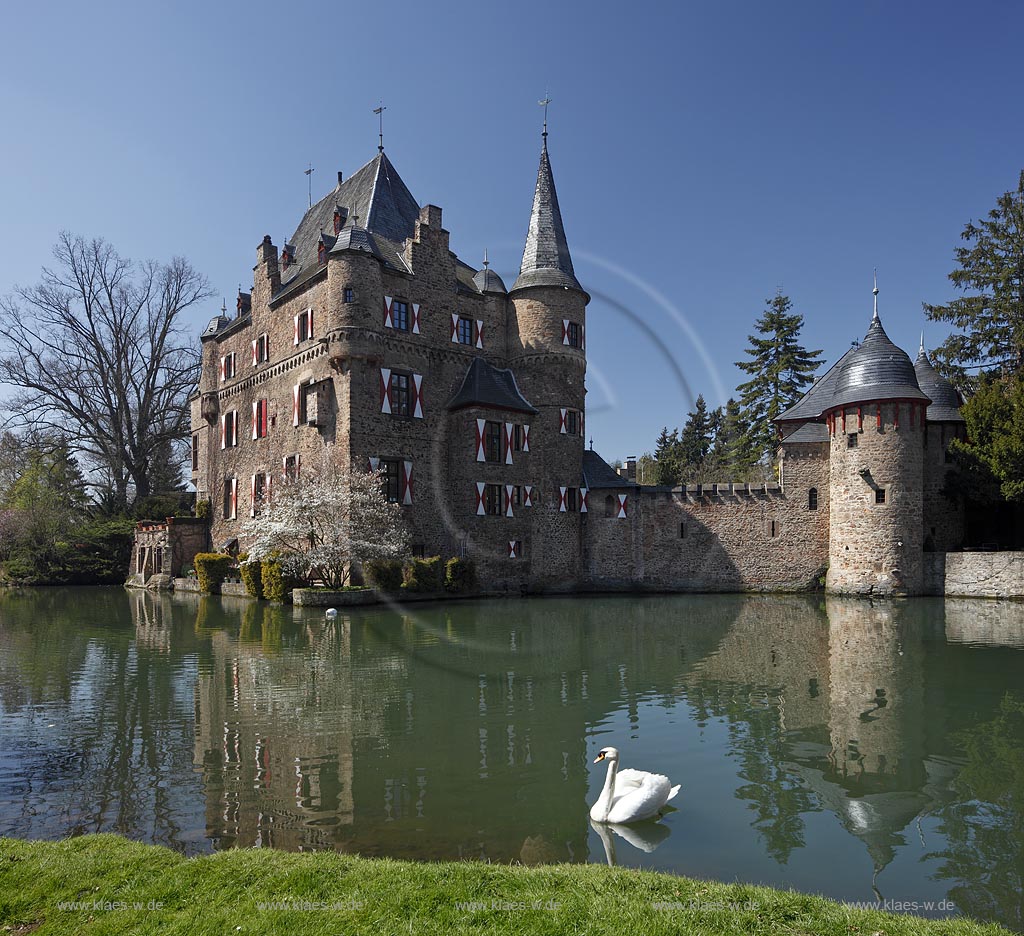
538, 93, 551, 146
872, 268, 879, 321
221, 298, 227, 315
374, 102, 386, 153
304, 163, 314, 209
482, 248, 489, 269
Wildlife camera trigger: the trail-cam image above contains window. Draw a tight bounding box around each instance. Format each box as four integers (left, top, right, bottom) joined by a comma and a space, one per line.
566, 487, 579, 512
566, 321, 582, 348
604, 494, 615, 517
222, 477, 237, 520
513, 424, 525, 452
393, 300, 409, 332
847, 433, 858, 449
483, 483, 502, 516
680, 522, 686, 539
509, 540, 523, 559
808, 488, 818, 510
380, 457, 401, 504
411, 543, 426, 558
191, 434, 199, 472
484, 420, 502, 463
343, 287, 354, 304
221, 410, 239, 449
456, 316, 473, 345
566, 410, 581, 436
253, 473, 266, 516
389, 372, 411, 416
284, 454, 300, 483
770, 520, 778, 538
875, 488, 886, 504
512, 485, 523, 508
254, 399, 269, 439
255, 333, 270, 364
220, 352, 237, 382
294, 308, 313, 344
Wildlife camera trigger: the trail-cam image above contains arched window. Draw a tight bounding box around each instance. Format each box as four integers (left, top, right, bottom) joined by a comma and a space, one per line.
808, 487, 818, 510
604, 494, 614, 517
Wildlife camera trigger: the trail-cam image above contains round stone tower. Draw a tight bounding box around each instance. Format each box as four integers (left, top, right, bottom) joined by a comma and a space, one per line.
508, 131, 589, 589
825, 288, 931, 596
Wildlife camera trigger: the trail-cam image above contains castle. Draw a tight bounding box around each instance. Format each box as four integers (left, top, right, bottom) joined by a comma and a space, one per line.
129, 131, 967, 597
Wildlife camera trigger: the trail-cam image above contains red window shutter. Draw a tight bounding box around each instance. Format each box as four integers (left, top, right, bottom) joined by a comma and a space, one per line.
522, 424, 530, 452
380, 369, 392, 414
251, 340, 258, 366
307, 308, 313, 338
293, 315, 299, 346
383, 296, 394, 328
220, 414, 226, 450
412, 374, 424, 419
559, 487, 567, 512
411, 303, 420, 335
617, 494, 628, 519
476, 482, 486, 516
523, 485, 533, 507
250, 475, 257, 517
476, 419, 486, 462
475, 320, 484, 349
559, 409, 568, 434
562, 320, 569, 345
402, 460, 413, 505
230, 478, 238, 519
580, 487, 589, 513
504, 484, 514, 517
252, 401, 258, 440
451, 313, 459, 343
504, 423, 514, 465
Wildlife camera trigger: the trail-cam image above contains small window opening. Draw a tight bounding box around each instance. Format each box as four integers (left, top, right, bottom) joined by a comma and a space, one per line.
875, 488, 886, 504
808, 487, 818, 510
847, 433, 858, 449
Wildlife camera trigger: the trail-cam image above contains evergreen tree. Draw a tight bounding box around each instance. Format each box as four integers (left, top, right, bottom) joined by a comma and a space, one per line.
925, 170, 1024, 383
654, 426, 681, 486
736, 293, 823, 464
711, 398, 759, 478
679, 395, 714, 469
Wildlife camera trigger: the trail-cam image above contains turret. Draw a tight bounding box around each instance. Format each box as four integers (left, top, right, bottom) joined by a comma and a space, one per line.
508, 129, 589, 588
825, 285, 930, 596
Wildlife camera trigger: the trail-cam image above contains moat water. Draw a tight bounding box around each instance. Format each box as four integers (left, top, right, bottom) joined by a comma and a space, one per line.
1, 588, 1022, 930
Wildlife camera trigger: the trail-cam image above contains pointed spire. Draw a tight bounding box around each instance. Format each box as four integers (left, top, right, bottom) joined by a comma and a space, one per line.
872, 269, 879, 321
511, 126, 583, 294
919, 332, 925, 358
482, 248, 489, 268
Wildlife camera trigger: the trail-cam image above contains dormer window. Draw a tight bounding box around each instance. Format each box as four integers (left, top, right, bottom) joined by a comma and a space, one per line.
333, 207, 346, 235
318, 242, 326, 264
281, 244, 295, 270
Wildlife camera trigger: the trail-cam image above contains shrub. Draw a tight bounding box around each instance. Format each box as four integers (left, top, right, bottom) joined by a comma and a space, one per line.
194, 553, 234, 594
261, 557, 303, 603
239, 554, 264, 599
195, 498, 212, 520
404, 555, 443, 593
364, 559, 404, 593
444, 556, 476, 594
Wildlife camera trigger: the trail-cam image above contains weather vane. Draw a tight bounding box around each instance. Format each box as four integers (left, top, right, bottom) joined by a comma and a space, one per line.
304, 163, 314, 209
374, 102, 386, 152
538, 93, 551, 137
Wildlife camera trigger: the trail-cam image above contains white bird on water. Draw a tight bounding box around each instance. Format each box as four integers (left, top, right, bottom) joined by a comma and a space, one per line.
589, 746, 680, 824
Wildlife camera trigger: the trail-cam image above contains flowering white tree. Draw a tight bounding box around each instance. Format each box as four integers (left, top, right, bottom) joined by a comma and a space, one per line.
242, 443, 410, 588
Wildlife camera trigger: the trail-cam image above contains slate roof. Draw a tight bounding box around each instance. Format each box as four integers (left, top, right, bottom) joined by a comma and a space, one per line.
446, 357, 538, 414
201, 314, 231, 339
776, 347, 857, 423
780, 422, 829, 444
474, 266, 507, 294
914, 347, 964, 422
278, 152, 419, 291
512, 139, 583, 294
583, 449, 634, 489
831, 313, 930, 409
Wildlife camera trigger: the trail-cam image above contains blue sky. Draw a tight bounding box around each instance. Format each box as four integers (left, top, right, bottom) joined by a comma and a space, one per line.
1, 0, 1022, 462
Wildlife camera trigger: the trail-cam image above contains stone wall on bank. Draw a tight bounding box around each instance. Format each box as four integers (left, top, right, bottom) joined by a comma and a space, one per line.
923, 551, 1024, 598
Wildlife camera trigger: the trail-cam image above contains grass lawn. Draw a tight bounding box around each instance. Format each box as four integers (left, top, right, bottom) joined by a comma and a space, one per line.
0, 834, 1012, 935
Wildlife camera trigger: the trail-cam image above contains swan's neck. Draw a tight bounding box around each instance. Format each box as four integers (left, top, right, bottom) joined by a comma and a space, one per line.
595, 758, 618, 821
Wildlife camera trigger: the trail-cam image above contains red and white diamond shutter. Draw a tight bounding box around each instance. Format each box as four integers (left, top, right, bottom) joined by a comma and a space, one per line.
293, 314, 300, 346
401, 461, 413, 505
523, 485, 533, 507
412, 374, 424, 419
475, 482, 486, 516
450, 313, 459, 343
266, 472, 272, 503
561, 320, 570, 345
251, 339, 258, 366
251, 401, 258, 440
581, 322, 586, 350
411, 304, 421, 335
559, 486, 567, 512
617, 494, 628, 519
230, 411, 238, 447
475, 419, 486, 462
383, 296, 394, 329
504, 485, 514, 518
580, 487, 589, 513
559, 409, 568, 434
292, 385, 301, 426
368, 457, 380, 471
475, 321, 484, 349
508, 540, 518, 559
521, 424, 530, 452
250, 475, 257, 517
307, 308, 313, 338
230, 478, 238, 519
220, 413, 226, 450
504, 423, 514, 465
380, 369, 392, 414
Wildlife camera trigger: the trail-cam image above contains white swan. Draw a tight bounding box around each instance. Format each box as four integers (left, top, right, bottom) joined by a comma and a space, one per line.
589, 746, 680, 824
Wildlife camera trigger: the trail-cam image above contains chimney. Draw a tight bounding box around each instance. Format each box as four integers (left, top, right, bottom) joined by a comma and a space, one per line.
626, 456, 637, 481
337, 170, 343, 185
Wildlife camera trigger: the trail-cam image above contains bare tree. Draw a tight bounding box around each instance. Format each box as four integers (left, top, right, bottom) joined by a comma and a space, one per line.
0, 233, 211, 510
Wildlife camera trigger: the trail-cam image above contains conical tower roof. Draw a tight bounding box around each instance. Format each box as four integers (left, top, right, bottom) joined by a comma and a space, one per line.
914, 344, 964, 422
831, 294, 930, 409
511, 137, 583, 293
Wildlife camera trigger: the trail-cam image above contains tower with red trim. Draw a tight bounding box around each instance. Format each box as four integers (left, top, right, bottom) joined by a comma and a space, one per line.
824, 285, 930, 595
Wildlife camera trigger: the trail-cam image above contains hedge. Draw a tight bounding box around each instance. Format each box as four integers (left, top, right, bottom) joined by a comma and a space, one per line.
261, 557, 304, 602
444, 556, 476, 594
193, 553, 234, 594
239, 555, 264, 599
404, 555, 443, 593
364, 559, 404, 593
